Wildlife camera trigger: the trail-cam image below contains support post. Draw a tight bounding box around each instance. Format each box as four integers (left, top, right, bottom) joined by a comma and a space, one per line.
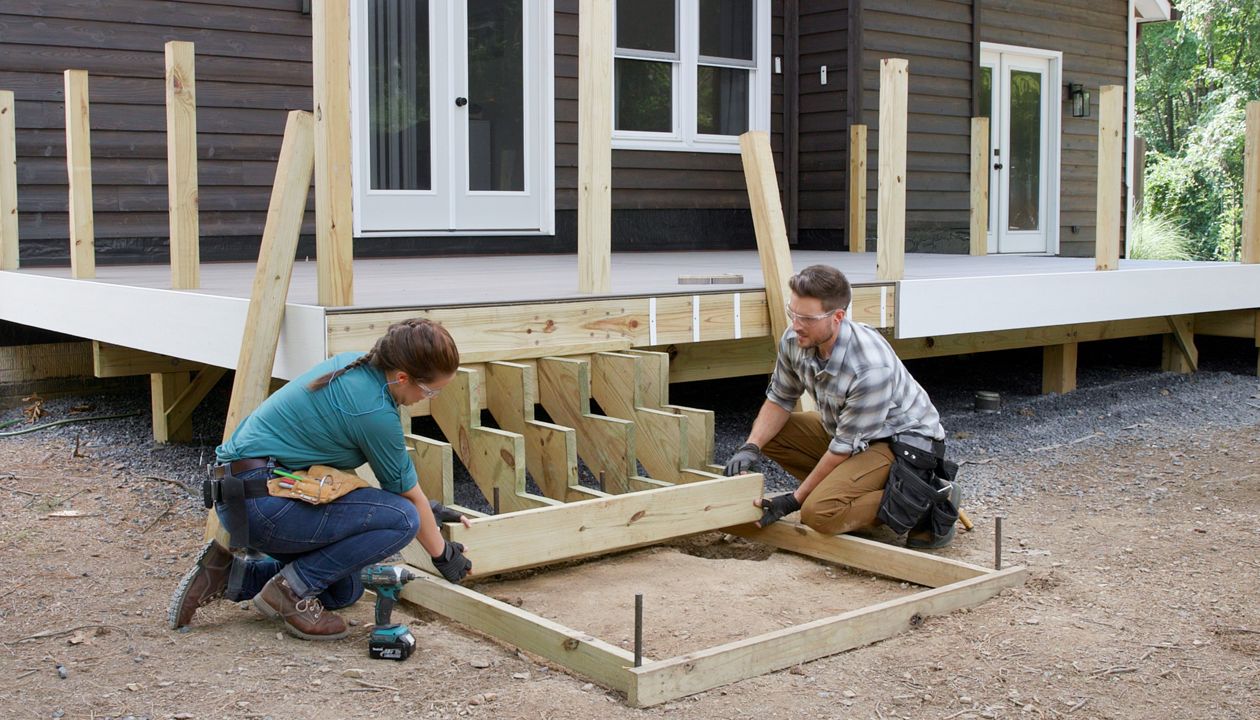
1243, 101, 1259, 265
1162, 315, 1198, 374
1095, 85, 1123, 271
1041, 342, 1077, 395
151, 372, 193, 443
970, 117, 989, 256
165, 41, 200, 289
64, 70, 95, 279
848, 124, 867, 252
314, 0, 355, 306
577, 0, 612, 294
739, 131, 794, 350
876, 59, 907, 282
0, 90, 17, 270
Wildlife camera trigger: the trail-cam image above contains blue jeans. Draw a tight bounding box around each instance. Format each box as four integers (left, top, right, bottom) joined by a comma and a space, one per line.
216, 465, 421, 608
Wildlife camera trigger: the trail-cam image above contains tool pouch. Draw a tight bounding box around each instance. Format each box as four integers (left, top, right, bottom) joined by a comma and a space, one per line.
877, 438, 958, 537
217, 474, 252, 548
267, 465, 370, 505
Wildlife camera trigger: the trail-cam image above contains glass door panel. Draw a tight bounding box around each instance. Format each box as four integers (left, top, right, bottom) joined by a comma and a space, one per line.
1007, 69, 1042, 233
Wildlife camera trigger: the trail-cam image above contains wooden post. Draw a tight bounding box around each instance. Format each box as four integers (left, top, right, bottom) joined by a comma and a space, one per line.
165, 42, 200, 289
64, 70, 95, 279
1041, 343, 1077, 395
1161, 315, 1197, 374
0, 90, 17, 270
876, 59, 907, 282
222, 111, 316, 439
577, 0, 612, 294
739, 131, 795, 349
151, 371, 193, 443
848, 124, 867, 252
1095, 85, 1123, 271
1242, 101, 1260, 265
314, 0, 355, 306
970, 117, 989, 256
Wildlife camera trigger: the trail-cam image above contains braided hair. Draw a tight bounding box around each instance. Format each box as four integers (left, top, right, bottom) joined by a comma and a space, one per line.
308, 318, 460, 391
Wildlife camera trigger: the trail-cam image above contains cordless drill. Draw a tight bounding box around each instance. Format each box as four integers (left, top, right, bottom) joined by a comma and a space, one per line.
360, 565, 420, 661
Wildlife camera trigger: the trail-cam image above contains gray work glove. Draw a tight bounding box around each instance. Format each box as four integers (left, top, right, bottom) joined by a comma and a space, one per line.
723, 442, 762, 476
431, 540, 472, 583
755, 493, 801, 528
428, 500, 463, 524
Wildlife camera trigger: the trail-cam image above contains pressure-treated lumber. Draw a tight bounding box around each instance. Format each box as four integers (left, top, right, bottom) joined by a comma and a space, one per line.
446, 473, 764, 576
1096, 85, 1123, 271
628, 349, 715, 465
163, 366, 227, 441
970, 117, 989, 256
0, 342, 91, 382
890, 316, 1174, 360
165, 41, 200, 290
0, 90, 17, 270
486, 361, 598, 502
739, 131, 794, 347
537, 356, 636, 494
93, 341, 203, 377
1041, 343, 1077, 395
64, 70, 95, 279
876, 59, 908, 282
848, 124, 867, 252
591, 352, 688, 482
577, 0, 612, 294
151, 372, 192, 443
627, 566, 1027, 707
1243, 101, 1259, 265
402, 433, 482, 519
430, 368, 559, 512
313, 0, 354, 306
221, 110, 315, 440
1162, 315, 1197, 373
401, 574, 636, 693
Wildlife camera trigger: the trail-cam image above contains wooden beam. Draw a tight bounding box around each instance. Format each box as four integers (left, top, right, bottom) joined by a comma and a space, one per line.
591, 352, 688, 482
222, 110, 315, 440
93, 341, 203, 377
537, 356, 636, 494
1163, 315, 1197, 373
1041, 343, 1078, 395
1243, 101, 1259, 265
1194, 310, 1260, 338
313, 0, 354, 306
848, 124, 867, 252
151, 372, 192, 443
739, 131, 794, 346
577, 0, 612, 294
876, 58, 908, 282
400, 573, 635, 693
0, 341, 92, 382
1095, 85, 1124, 271
627, 566, 1027, 707
446, 473, 764, 576
164, 366, 227, 439
430, 368, 559, 512
0, 90, 17, 270
970, 117, 989, 256
165, 41, 200, 290
650, 337, 778, 383
889, 316, 1173, 360
64, 70, 95, 279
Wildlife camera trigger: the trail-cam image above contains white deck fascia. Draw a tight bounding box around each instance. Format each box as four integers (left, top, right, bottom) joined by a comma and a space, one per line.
895, 263, 1260, 339
0, 271, 327, 379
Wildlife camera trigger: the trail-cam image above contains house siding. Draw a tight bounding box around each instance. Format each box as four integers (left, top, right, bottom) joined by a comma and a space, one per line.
795, 0, 848, 245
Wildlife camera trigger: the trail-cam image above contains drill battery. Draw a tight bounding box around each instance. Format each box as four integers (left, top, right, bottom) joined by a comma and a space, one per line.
368, 623, 416, 661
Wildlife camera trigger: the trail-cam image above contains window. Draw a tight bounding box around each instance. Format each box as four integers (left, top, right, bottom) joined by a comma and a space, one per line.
613, 0, 769, 152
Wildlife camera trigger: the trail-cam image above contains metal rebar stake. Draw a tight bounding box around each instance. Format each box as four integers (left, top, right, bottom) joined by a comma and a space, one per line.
634, 593, 644, 668
994, 516, 1003, 570
492, 487, 500, 515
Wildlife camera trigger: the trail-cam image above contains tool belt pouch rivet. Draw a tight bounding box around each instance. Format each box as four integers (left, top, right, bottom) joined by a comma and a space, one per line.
267, 465, 370, 505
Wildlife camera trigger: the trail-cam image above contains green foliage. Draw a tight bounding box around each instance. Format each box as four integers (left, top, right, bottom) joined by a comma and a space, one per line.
1137, 0, 1258, 260
1127, 213, 1193, 261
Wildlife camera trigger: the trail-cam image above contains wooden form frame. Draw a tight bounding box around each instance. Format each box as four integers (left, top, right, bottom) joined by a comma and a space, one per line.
396, 486, 1025, 707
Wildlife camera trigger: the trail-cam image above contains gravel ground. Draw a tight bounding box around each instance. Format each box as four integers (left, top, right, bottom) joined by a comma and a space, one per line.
2, 336, 1257, 515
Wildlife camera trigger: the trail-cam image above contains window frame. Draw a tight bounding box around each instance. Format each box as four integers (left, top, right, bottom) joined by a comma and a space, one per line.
612, 0, 770, 154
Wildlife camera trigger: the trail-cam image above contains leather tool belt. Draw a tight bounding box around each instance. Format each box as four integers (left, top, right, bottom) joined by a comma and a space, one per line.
876, 434, 958, 538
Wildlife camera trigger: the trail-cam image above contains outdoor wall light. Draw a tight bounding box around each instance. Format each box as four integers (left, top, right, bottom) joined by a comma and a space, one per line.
1069, 83, 1090, 118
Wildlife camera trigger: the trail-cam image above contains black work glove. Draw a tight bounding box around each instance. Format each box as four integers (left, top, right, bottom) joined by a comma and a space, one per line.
428, 500, 463, 524
431, 540, 472, 583
723, 442, 762, 476
755, 492, 801, 528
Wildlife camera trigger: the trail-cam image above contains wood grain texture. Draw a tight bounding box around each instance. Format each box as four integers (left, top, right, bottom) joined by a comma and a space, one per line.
969, 117, 989, 256
1095, 85, 1123, 271
876, 59, 907, 281
64, 70, 95, 279
165, 41, 200, 289
577, 0, 612, 293
0, 91, 17, 270
848, 124, 867, 252
313, 0, 354, 306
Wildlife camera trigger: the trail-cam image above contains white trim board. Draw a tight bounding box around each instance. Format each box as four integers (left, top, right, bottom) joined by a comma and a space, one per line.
0, 271, 327, 379
895, 264, 1260, 339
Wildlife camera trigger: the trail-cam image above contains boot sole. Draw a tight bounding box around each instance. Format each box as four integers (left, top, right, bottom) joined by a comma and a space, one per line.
253, 593, 350, 641
168, 539, 220, 630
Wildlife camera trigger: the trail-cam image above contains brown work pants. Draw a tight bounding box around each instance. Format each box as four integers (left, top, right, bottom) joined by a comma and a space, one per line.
761, 412, 893, 535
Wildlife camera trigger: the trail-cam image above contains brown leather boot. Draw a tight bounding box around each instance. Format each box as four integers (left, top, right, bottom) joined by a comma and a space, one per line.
253, 575, 349, 641
168, 540, 234, 629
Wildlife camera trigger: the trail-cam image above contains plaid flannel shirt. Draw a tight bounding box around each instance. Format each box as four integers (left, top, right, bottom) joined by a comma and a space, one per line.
766, 319, 945, 456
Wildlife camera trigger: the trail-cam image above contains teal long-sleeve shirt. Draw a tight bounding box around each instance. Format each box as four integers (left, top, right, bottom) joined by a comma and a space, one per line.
216, 353, 418, 494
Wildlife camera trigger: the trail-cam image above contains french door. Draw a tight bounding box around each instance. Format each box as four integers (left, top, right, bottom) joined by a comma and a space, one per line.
352, 0, 552, 234
979, 46, 1060, 254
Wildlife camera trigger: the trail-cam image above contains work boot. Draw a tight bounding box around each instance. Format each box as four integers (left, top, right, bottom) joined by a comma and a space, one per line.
168, 540, 234, 629
253, 575, 349, 641
906, 481, 962, 550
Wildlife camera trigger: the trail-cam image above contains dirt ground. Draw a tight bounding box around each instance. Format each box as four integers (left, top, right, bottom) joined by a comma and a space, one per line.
1, 417, 1258, 719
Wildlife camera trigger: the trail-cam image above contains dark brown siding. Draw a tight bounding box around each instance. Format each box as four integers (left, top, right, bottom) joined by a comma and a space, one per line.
0, 0, 314, 263
983, 0, 1128, 257
796, 0, 848, 242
